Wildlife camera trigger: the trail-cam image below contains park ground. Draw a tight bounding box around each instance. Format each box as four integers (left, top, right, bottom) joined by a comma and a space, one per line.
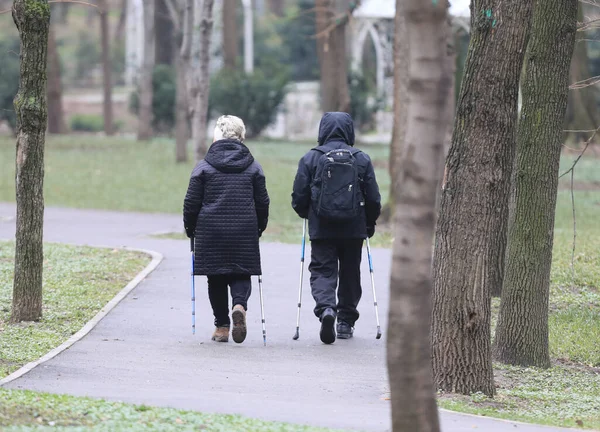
0, 135, 599, 430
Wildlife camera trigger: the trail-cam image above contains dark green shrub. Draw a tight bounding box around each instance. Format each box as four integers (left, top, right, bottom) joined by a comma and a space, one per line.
129, 64, 176, 134
348, 70, 385, 132
70, 114, 104, 132
0, 36, 20, 134
209, 69, 288, 138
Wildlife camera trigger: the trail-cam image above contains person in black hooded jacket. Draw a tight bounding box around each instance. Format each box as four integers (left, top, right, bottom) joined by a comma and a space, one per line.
291, 112, 381, 344
184, 115, 270, 344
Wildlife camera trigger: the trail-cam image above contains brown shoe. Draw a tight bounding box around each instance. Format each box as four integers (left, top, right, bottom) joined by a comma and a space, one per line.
231, 305, 247, 344
211, 326, 230, 342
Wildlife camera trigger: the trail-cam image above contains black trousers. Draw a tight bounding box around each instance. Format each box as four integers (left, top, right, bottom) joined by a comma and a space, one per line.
207, 275, 252, 327
309, 239, 363, 326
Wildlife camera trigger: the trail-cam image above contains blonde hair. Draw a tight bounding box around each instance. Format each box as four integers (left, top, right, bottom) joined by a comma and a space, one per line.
213, 115, 246, 143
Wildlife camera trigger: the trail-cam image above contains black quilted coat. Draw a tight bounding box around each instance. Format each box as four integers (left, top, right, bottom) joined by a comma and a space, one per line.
183, 139, 270, 276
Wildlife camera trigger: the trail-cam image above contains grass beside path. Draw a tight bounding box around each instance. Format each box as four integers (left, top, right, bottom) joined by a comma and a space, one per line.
0, 242, 149, 379
0, 389, 343, 432
0, 136, 393, 247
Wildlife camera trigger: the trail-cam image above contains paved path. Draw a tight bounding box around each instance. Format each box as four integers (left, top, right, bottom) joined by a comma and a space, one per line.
0, 204, 579, 432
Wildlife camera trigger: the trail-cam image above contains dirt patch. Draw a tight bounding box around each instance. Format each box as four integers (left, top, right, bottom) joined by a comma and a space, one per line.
555, 358, 600, 375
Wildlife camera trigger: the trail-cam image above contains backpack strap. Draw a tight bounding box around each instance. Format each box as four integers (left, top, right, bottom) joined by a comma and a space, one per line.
312, 146, 361, 155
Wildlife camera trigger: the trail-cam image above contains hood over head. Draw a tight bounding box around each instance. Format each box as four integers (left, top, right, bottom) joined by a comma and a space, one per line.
205, 139, 254, 173
317, 112, 355, 147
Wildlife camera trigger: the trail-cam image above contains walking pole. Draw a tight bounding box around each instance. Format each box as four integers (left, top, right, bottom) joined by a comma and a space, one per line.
258, 275, 267, 346
190, 238, 196, 335
292, 219, 307, 340
366, 238, 382, 339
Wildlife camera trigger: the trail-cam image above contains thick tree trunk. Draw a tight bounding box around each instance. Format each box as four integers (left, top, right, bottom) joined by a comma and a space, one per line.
565, 4, 599, 144
493, 0, 577, 368
175, 49, 189, 163
189, 0, 214, 161
388, 0, 449, 430
431, 0, 533, 397
100, 0, 114, 136
46, 25, 66, 134
156, 0, 174, 65
138, 0, 156, 141
315, 0, 350, 113
10, 0, 50, 323
223, 0, 238, 69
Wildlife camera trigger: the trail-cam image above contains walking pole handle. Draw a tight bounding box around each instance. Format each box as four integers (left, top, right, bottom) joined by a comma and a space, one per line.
190, 237, 194, 252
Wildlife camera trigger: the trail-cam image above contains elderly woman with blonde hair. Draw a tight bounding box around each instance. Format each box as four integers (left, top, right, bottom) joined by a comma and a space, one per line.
183, 115, 270, 344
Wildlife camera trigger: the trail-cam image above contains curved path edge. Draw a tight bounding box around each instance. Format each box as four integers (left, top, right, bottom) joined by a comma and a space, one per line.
0, 244, 163, 387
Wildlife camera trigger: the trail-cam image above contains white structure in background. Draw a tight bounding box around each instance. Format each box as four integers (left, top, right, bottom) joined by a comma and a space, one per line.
125, 0, 144, 86
125, 0, 254, 85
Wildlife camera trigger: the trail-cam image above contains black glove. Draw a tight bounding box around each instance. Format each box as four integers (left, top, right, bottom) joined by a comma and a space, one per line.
367, 225, 375, 238
185, 226, 195, 239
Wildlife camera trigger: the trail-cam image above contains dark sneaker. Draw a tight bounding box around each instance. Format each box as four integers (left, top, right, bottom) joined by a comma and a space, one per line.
231, 305, 247, 344
320, 308, 336, 344
337, 321, 354, 339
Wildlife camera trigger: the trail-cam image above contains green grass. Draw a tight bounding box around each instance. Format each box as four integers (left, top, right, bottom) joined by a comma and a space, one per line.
0, 242, 149, 379
0, 389, 343, 431
438, 362, 600, 430
0, 136, 392, 247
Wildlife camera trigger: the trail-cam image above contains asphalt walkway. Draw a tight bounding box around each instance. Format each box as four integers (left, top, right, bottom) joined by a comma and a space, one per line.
0, 204, 579, 432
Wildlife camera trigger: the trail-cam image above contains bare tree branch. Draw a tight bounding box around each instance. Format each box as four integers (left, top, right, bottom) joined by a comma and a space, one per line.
559, 126, 598, 179
312, 0, 362, 40
570, 169, 577, 281
569, 75, 600, 89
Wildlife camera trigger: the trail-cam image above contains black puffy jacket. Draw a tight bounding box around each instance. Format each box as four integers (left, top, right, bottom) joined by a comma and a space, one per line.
291, 112, 381, 240
183, 139, 270, 276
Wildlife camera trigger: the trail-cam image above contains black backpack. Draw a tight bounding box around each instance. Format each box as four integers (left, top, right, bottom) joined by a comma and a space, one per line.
311, 147, 364, 221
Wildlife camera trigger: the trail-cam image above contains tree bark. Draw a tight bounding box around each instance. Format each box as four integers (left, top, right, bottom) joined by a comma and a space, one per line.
493, 0, 577, 368
388, 0, 449, 430
431, 0, 533, 397
267, 0, 284, 16
100, 0, 114, 136
223, 0, 238, 69
10, 0, 50, 323
175, 48, 189, 163
315, 0, 350, 113
114, 0, 127, 45
565, 3, 599, 144
189, 0, 214, 161
156, 0, 174, 65
46, 25, 66, 134
138, 0, 156, 141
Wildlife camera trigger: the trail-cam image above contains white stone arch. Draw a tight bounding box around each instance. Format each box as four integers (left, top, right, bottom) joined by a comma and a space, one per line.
352, 19, 385, 96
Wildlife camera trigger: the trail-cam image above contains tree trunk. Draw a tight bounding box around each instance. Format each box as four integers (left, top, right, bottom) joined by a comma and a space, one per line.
100, 0, 114, 136
565, 3, 599, 144
383, 0, 408, 224
10, 0, 50, 323
175, 48, 189, 163
315, 0, 350, 113
156, 0, 174, 65
267, 0, 284, 16
46, 25, 66, 134
223, 0, 238, 69
189, 0, 214, 161
431, 0, 533, 397
114, 0, 127, 46
493, 0, 577, 368
137, 0, 156, 141
388, 0, 449, 430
